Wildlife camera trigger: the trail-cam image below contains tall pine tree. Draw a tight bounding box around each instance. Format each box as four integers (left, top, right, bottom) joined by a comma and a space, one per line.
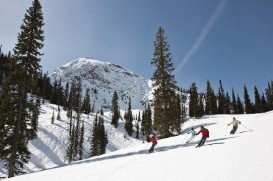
205, 81, 218, 115
0, 0, 44, 177
151, 27, 180, 138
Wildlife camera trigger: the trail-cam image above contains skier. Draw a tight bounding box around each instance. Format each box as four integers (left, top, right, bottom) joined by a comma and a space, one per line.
228, 117, 241, 135
195, 126, 209, 148
186, 128, 196, 144
147, 133, 157, 153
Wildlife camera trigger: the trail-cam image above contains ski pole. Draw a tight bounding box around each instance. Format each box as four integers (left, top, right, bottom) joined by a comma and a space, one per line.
241, 123, 253, 131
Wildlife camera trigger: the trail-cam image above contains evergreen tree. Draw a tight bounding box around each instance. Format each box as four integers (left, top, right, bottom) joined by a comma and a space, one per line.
261, 93, 268, 112
151, 27, 180, 138
63, 82, 69, 110
79, 120, 84, 160
90, 114, 99, 157
51, 109, 55, 124
205, 81, 218, 115
41, 73, 52, 101
254, 86, 262, 113
72, 78, 82, 160
189, 83, 199, 117
217, 80, 226, 114
173, 94, 182, 133
141, 104, 153, 139
50, 79, 58, 104
56, 79, 64, 106
124, 98, 133, 136
236, 95, 244, 114
98, 110, 108, 155
0, 2, 44, 177
231, 88, 237, 114
29, 95, 40, 139
136, 112, 141, 139
65, 77, 83, 162
225, 92, 231, 114
57, 105, 61, 120
0, 47, 12, 86
0, 1, 44, 176
196, 94, 205, 118
265, 80, 273, 111
244, 85, 253, 114
181, 104, 187, 124
66, 122, 75, 163
111, 91, 120, 128
82, 88, 91, 115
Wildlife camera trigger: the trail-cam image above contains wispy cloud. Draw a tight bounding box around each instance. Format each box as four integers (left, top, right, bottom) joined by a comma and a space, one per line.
175, 0, 227, 74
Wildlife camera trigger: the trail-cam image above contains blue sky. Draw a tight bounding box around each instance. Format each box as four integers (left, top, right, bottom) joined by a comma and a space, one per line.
0, 0, 273, 97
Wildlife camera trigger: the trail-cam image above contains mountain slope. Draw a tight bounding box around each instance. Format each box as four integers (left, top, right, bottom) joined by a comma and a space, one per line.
49, 58, 152, 110
7, 111, 273, 181
0, 101, 142, 177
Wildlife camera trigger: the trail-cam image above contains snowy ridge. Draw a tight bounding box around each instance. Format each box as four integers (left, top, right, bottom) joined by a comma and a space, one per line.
49, 58, 152, 111
7, 111, 273, 181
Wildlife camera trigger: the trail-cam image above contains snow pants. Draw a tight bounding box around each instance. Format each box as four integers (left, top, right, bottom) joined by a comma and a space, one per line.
230, 126, 238, 134
149, 142, 157, 153
197, 136, 208, 147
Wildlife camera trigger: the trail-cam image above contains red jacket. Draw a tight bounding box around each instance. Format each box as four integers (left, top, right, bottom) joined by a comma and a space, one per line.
197, 128, 209, 138
149, 136, 158, 144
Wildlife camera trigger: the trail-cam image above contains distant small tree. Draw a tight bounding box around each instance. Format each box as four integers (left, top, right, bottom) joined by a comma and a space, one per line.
82, 88, 91, 115
98, 110, 108, 155
90, 114, 99, 157
51, 109, 55, 124
111, 91, 120, 128
124, 98, 133, 136
57, 105, 61, 120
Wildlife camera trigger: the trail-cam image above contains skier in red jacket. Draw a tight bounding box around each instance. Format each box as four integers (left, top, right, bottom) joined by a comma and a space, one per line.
195, 126, 209, 148
148, 134, 157, 153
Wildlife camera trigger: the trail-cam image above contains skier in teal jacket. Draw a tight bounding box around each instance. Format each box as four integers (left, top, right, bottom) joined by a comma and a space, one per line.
186, 128, 196, 144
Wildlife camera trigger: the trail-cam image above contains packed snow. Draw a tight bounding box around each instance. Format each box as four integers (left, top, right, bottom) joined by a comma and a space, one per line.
6, 111, 273, 181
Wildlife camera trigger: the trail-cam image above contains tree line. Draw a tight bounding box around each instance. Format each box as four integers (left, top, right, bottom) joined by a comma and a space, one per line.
188, 80, 273, 118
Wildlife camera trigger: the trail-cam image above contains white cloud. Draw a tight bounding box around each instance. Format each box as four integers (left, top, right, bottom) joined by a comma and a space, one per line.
175, 0, 227, 74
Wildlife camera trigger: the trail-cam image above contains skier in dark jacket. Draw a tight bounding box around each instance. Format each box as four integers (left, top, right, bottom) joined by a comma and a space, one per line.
148, 134, 157, 153
195, 126, 209, 148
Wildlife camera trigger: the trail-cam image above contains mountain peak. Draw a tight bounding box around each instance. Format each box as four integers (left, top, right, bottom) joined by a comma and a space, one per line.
49, 58, 152, 111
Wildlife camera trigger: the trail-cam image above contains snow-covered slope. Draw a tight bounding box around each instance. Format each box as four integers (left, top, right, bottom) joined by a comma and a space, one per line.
0, 101, 142, 177
7, 111, 273, 181
49, 58, 152, 110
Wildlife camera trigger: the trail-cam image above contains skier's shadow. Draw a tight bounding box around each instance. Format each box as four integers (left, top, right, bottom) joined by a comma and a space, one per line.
238, 130, 251, 134
72, 137, 236, 166
156, 136, 237, 152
